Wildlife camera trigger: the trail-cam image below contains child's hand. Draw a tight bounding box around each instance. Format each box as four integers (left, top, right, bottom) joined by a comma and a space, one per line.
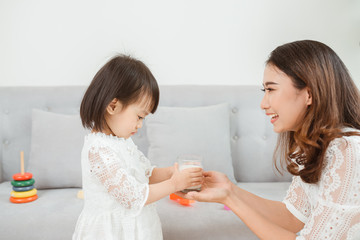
170, 163, 203, 192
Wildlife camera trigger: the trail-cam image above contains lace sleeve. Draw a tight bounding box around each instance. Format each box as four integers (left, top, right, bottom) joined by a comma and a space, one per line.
297, 137, 360, 239
88, 145, 149, 214
127, 138, 155, 178
138, 151, 156, 178
283, 176, 311, 223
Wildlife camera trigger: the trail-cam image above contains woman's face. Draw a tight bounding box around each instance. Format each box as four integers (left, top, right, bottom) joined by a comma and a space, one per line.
260, 64, 312, 133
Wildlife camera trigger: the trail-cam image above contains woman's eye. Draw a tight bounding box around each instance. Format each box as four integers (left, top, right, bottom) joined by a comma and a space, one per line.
261, 88, 274, 92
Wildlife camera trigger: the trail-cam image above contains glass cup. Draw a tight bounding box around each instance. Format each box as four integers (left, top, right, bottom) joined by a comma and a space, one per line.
178, 154, 203, 193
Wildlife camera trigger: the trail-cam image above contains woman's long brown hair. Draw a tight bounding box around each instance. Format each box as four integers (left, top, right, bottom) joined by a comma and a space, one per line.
267, 40, 360, 183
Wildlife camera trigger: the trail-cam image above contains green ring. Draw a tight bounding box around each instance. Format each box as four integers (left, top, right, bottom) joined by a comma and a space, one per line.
11, 178, 35, 187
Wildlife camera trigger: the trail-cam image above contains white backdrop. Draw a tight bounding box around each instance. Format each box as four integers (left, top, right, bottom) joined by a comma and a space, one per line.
0, 0, 359, 87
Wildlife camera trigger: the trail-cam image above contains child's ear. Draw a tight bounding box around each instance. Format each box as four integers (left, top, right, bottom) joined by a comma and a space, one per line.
306, 88, 312, 106
106, 98, 122, 115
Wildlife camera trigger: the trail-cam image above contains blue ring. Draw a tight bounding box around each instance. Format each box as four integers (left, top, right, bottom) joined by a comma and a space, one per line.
12, 185, 35, 192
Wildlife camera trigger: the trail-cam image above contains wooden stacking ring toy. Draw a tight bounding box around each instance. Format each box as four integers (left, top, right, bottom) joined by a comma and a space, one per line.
9, 151, 38, 204
13, 185, 35, 192
13, 172, 32, 181
11, 188, 37, 198
10, 195, 38, 204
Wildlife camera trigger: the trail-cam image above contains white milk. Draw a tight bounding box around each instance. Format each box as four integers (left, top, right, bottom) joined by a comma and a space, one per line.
179, 164, 202, 191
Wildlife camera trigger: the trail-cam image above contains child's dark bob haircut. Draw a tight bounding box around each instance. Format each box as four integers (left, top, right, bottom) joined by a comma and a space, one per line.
80, 54, 159, 131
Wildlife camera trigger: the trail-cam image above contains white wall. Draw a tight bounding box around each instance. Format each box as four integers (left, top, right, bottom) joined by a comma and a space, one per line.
0, 0, 359, 87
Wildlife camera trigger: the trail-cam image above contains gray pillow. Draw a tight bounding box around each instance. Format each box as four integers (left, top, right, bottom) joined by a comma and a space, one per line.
146, 103, 235, 182
27, 109, 88, 189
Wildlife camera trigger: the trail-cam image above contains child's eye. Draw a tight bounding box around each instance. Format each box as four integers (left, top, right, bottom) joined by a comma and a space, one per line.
138, 116, 144, 120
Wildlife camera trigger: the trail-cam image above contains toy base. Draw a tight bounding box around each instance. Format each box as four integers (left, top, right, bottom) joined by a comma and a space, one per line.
10, 194, 38, 204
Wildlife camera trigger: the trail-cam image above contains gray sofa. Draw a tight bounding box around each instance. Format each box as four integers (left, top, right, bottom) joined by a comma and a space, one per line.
0, 85, 291, 240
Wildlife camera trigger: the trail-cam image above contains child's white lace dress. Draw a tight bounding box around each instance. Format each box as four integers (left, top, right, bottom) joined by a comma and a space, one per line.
73, 132, 162, 240
283, 129, 360, 239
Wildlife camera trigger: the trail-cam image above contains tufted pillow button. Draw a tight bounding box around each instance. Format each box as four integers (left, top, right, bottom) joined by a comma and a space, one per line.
3, 139, 10, 145
263, 136, 267, 140
4, 109, 9, 114
232, 135, 239, 141
232, 107, 238, 114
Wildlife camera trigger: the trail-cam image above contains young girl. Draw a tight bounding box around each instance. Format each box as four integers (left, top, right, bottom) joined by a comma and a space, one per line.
185, 40, 360, 239
72, 55, 203, 240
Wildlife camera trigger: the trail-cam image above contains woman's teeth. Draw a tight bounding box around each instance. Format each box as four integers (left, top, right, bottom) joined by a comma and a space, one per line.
271, 114, 279, 119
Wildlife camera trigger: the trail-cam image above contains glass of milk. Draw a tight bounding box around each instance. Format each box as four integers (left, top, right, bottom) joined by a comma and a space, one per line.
178, 154, 203, 193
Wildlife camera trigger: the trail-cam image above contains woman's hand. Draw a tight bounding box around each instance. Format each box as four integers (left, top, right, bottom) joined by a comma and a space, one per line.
169, 163, 203, 192
184, 171, 233, 204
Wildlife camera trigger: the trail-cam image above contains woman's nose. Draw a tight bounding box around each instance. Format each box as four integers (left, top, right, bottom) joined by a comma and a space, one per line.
260, 94, 269, 110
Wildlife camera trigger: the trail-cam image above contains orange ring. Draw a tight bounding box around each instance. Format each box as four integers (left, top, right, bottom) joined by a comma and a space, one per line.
13, 172, 33, 181
9, 194, 38, 204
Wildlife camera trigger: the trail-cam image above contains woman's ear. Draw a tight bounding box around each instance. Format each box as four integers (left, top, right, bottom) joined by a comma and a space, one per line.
306, 88, 312, 106
106, 98, 122, 115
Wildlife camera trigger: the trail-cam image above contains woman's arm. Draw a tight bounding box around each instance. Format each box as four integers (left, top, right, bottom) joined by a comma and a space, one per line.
231, 186, 304, 233
186, 171, 303, 240
149, 166, 174, 184
225, 183, 301, 240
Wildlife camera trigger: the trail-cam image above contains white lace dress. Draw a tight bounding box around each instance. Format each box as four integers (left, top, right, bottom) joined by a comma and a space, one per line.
72, 132, 162, 240
283, 129, 360, 239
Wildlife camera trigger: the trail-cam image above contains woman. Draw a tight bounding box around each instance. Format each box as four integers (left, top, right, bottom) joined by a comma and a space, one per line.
186, 40, 360, 239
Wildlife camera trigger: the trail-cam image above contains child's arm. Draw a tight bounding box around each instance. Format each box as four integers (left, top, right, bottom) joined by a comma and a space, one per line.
88, 146, 201, 209
149, 166, 174, 184
146, 163, 202, 205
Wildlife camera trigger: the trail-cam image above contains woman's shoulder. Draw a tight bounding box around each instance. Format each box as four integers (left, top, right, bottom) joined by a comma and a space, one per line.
329, 128, 360, 149
325, 128, 360, 169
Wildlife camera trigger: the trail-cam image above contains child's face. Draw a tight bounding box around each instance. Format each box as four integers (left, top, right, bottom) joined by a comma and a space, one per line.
104, 99, 150, 139
260, 65, 312, 133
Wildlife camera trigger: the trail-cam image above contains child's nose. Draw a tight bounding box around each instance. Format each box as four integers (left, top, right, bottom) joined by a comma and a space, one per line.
137, 120, 143, 129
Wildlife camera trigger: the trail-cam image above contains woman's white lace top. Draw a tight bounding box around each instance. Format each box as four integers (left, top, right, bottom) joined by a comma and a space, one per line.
73, 132, 162, 240
283, 129, 360, 239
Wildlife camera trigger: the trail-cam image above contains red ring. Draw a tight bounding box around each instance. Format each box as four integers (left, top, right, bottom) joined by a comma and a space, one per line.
13, 172, 33, 181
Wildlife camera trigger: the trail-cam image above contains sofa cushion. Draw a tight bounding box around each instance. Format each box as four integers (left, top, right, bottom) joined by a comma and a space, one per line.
0, 181, 290, 240
146, 103, 235, 182
27, 109, 88, 189
156, 181, 291, 240
0, 182, 83, 240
